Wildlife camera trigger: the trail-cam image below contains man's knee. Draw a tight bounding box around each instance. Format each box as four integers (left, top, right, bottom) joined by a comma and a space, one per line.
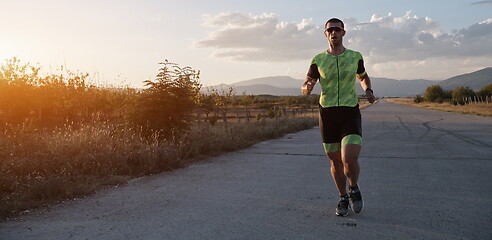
327, 150, 341, 161
328, 155, 344, 170
343, 159, 359, 169
331, 158, 343, 166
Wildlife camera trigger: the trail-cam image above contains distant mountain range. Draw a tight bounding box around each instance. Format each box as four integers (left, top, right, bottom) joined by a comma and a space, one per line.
205, 67, 492, 97
439, 67, 492, 91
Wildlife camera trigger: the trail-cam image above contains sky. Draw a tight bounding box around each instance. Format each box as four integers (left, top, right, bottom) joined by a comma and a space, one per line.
0, 0, 491, 88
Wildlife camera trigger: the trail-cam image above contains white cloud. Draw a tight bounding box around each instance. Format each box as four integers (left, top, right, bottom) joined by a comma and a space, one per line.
349, 12, 492, 63
194, 12, 325, 61
194, 11, 492, 67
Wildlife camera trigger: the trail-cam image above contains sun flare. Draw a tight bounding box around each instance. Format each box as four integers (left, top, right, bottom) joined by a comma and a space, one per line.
0, 43, 13, 62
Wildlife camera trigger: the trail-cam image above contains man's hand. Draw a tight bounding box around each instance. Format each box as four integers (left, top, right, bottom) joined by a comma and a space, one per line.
366, 89, 376, 103
302, 78, 316, 95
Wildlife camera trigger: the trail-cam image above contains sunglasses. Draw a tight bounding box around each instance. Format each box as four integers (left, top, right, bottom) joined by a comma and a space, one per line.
325, 27, 343, 33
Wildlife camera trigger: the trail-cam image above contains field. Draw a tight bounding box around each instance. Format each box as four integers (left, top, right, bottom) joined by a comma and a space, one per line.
384, 98, 492, 117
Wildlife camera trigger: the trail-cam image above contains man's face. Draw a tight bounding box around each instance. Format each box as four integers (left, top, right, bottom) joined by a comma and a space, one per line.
324, 22, 345, 46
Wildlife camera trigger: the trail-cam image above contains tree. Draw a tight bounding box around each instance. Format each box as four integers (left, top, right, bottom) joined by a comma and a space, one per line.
452, 86, 475, 105
213, 87, 234, 123
198, 92, 216, 122
477, 83, 492, 97
424, 85, 446, 103
128, 60, 201, 140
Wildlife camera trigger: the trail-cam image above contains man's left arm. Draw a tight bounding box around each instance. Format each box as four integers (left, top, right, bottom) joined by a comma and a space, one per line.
358, 73, 376, 103
356, 58, 376, 103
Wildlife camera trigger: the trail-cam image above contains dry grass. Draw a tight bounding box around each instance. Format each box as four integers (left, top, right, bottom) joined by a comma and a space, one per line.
0, 117, 318, 219
385, 98, 492, 117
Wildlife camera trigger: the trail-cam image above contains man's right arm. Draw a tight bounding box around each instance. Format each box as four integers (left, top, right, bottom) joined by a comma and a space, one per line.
302, 63, 320, 95
302, 77, 317, 95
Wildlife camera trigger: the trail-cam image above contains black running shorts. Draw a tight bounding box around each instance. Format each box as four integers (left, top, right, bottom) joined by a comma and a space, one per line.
319, 104, 362, 144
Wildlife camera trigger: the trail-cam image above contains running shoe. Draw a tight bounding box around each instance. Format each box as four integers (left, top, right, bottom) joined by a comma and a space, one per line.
335, 195, 349, 216
349, 186, 364, 213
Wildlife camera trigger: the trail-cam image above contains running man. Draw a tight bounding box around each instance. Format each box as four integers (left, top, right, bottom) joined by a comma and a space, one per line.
302, 18, 376, 216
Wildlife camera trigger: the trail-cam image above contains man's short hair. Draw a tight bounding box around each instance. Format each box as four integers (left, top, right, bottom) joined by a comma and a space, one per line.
325, 18, 344, 29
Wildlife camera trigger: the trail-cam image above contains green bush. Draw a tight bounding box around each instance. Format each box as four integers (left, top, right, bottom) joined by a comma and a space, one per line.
424, 85, 446, 102
452, 86, 475, 105
477, 83, 492, 97
414, 95, 424, 103
127, 60, 201, 141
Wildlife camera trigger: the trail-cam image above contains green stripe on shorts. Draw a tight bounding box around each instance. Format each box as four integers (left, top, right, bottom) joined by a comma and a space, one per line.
323, 142, 341, 153
342, 134, 362, 146
323, 135, 362, 153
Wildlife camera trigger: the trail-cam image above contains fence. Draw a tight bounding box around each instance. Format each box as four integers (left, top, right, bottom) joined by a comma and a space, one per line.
193, 105, 318, 123
456, 96, 492, 105
193, 97, 373, 123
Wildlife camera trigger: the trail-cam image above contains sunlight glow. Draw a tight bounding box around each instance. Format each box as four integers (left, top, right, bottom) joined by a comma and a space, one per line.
0, 42, 14, 62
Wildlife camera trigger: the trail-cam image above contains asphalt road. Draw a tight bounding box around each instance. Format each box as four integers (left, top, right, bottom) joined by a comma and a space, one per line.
1, 99, 491, 240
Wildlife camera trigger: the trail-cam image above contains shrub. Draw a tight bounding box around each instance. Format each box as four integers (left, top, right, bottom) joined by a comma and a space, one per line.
238, 94, 255, 106
198, 93, 215, 121
477, 83, 492, 97
208, 115, 218, 126
414, 95, 424, 103
255, 112, 262, 121
424, 85, 446, 102
267, 108, 276, 119
127, 60, 201, 141
452, 86, 475, 105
